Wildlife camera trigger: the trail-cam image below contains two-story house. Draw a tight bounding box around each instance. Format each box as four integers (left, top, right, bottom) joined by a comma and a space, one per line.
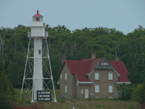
58, 52, 131, 99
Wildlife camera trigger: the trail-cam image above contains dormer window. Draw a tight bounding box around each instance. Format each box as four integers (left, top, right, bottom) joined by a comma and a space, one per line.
101, 62, 108, 65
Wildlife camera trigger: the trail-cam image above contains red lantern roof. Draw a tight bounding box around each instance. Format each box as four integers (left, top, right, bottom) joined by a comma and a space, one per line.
33, 10, 43, 17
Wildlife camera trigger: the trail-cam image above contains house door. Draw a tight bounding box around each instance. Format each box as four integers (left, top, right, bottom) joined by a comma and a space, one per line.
85, 89, 89, 98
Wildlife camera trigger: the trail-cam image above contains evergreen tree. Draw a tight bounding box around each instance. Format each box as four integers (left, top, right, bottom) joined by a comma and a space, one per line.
0, 71, 16, 109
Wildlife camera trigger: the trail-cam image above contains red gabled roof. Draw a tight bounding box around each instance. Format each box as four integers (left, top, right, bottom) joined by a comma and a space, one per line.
109, 61, 130, 82
33, 10, 43, 17
65, 58, 104, 81
65, 58, 130, 82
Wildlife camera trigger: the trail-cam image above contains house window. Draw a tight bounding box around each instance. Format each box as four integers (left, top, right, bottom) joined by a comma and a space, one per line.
95, 96, 99, 98
104, 63, 105, 65
101, 63, 103, 65
108, 72, 113, 80
106, 63, 108, 65
65, 86, 67, 93
95, 73, 99, 80
109, 97, 113, 99
81, 89, 83, 94
108, 85, 113, 93
60, 74, 62, 79
65, 73, 67, 80
95, 85, 99, 93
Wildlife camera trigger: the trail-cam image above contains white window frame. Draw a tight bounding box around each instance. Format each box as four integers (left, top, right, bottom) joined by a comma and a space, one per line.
95, 85, 99, 93
65, 73, 67, 80
106, 63, 108, 65
108, 85, 113, 93
95, 96, 99, 98
81, 89, 83, 94
108, 72, 113, 80
109, 97, 113, 99
104, 63, 105, 65
101, 63, 103, 65
95, 73, 99, 80
60, 74, 62, 79
65, 86, 67, 93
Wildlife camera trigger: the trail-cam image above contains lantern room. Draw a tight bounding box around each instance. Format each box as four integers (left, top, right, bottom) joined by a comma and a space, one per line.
32, 10, 43, 26
29, 10, 48, 38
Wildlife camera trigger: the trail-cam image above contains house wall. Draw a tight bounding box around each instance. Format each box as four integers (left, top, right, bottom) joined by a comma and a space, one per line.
60, 65, 119, 99
89, 69, 119, 98
78, 85, 91, 99
72, 74, 77, 98
59, 64, 76, 98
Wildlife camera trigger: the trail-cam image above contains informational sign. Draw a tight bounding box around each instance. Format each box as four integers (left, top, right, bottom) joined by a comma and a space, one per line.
37, 90, 51, 102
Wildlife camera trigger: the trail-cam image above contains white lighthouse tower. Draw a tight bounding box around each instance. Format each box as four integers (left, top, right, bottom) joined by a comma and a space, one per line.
20, 10, 57, 102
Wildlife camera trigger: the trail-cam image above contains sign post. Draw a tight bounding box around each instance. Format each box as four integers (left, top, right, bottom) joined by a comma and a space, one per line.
37, 90, 51, 102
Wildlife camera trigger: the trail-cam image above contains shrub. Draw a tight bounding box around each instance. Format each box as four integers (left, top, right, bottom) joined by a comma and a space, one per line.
137, 103, 145, 109
112, 97, 120, 101
131, 83, 142, 102
128, 104, 135, 109
131, 80, 145, 107
116, 83, 133, 101
95, 104, 106, 107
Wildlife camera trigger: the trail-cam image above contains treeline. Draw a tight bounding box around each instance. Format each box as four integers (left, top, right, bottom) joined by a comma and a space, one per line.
0, 24, 145, 88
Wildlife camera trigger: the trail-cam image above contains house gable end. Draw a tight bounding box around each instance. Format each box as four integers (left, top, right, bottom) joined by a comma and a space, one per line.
88, 58, 120, 78
58, 62, 76, 82
58, 62, 65, 76
96, 58, 120, 76
96, 58, 113, 68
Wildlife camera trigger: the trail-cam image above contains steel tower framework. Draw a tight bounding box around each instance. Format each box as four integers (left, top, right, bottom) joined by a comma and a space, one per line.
20, 10, 57, 102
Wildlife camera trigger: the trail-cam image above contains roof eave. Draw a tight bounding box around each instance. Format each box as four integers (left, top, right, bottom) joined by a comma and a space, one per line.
78, 81, 93, 85
116, 82, 131, 85
33, 15, 43, 17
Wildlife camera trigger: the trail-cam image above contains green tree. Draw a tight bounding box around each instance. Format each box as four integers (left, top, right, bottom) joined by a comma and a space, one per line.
139, 80, 145, 105
0, 71, 16, 109
7, 61, 21, 87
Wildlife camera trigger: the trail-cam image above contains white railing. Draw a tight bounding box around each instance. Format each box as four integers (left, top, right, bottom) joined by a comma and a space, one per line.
28, 32, 31, 37
28, 31, 48, 37
33, 21, 43, 26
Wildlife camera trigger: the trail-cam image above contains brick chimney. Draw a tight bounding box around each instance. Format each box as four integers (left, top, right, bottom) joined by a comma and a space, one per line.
91, 52, 96, 60
61, 56, 66, 64
115, 57, 119, 61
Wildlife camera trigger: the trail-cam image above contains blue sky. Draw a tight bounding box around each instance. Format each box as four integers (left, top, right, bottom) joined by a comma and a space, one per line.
0, 0, 145, 34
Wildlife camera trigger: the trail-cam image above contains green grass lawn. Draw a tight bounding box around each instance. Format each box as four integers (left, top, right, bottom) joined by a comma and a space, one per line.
15, 88, 138, 109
